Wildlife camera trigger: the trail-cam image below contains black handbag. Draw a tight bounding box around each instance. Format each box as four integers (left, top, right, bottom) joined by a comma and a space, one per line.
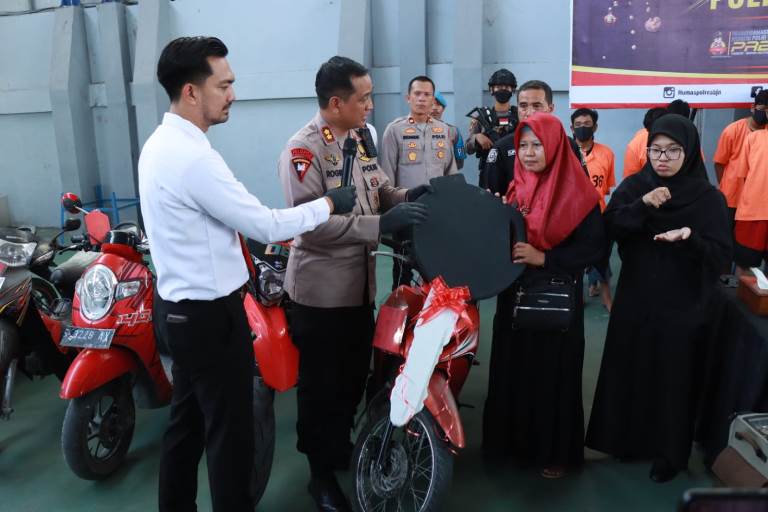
512, 273, 576, 332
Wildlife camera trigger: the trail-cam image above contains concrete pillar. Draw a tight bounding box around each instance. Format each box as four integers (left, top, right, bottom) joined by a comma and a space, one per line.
50, 4, 100, 201
338, 0, 370, 67
452, 0, 483, 183
98, 0, 139, 199
398, 0, 427, 104
132, 0, 170, 150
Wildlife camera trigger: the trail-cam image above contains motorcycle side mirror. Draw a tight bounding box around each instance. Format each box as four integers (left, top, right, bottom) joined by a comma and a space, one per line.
62, 218, 81, 232
61, 193, 83, 214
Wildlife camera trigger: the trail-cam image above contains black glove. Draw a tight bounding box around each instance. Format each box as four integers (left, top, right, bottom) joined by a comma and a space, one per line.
324, 186, 357, 214
406, 184, 433, 202
379, 203, 429, 234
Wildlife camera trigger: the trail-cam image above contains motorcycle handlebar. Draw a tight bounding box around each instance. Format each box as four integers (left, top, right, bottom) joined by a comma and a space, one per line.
380, 237, 405, 251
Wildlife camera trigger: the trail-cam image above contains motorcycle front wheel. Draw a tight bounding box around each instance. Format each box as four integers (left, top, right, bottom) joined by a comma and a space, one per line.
61, 376, 135, 480
352, 405, 453, 512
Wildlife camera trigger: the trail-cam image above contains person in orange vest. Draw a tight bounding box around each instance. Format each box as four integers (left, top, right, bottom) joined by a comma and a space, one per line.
570, 108, 616, 310
623, 107, 666, 178
715, 90, 768, 229
733, 91, 768, 274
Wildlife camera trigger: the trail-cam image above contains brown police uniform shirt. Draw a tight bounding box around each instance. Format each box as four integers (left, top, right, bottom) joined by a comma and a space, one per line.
379, 115, 458, 189
278, 112, 407, 308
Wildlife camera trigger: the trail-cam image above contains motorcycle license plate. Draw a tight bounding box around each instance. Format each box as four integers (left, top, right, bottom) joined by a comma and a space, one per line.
60, 327, 115, 349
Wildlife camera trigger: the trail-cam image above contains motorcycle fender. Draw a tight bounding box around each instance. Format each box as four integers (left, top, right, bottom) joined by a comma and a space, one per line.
244, 293, 297, 392
59, 348, 137, 399
424, 372, 465, 449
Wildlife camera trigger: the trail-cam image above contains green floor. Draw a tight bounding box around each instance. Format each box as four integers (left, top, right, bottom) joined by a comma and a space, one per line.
0, 254, 715, 512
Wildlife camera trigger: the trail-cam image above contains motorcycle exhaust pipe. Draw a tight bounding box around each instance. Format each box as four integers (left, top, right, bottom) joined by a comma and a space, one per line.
1, 358, 18, 420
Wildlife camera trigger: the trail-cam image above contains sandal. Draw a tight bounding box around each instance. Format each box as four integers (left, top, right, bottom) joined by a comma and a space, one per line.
541, 466, 566, 479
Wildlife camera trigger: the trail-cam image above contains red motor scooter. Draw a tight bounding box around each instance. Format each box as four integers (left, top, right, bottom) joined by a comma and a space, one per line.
241, 236, 518, 512
58, 193, 170, 480
350, 238, 485, 512
56, 202, 284, 505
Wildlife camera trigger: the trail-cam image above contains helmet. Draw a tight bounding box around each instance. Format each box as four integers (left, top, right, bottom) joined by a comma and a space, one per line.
488, 68, 517, 89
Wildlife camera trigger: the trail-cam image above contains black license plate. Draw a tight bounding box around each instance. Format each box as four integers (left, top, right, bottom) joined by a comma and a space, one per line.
61, 326, 115, 349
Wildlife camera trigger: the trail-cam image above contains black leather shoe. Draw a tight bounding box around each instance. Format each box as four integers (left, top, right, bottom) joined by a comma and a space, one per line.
308, 475, 352, 512
649, 458, 678, 483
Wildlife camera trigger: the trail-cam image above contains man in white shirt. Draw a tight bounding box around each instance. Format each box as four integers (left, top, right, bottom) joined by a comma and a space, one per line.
139, 37, 356, 512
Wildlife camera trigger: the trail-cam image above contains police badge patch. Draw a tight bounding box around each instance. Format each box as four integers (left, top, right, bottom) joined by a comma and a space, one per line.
486, 148, 498, 163
290, 148, 314, 182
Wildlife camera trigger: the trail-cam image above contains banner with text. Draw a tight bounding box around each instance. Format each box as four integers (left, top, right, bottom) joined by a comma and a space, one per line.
571, 0, 768, 108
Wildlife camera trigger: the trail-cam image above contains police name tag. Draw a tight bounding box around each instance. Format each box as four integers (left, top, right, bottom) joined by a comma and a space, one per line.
61, 326, 115, 349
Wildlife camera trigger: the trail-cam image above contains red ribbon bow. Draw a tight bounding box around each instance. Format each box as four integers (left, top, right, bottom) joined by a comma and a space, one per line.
416, 276, 470, 324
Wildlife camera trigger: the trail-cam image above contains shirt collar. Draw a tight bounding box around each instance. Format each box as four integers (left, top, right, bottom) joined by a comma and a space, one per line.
407, 115, 432, 125
162, 112, 211, 148
313, 111, 357, 146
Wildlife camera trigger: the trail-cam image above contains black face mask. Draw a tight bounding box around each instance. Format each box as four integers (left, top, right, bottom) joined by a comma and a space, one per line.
753, 109, 768, 126
492, 89, 513, 104
573, 126, 594, 142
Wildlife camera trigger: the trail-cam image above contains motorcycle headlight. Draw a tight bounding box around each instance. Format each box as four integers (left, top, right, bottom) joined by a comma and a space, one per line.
78, 264, 117, 321
0, 239, 36, 267
257, 263, 285, 305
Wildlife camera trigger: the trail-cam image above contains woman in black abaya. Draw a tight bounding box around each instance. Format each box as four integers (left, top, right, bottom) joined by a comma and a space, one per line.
585, 114, 732, 482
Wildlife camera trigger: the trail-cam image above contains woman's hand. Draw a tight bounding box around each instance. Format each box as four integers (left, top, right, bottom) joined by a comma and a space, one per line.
642, 187, 671, 208
513, 242, 545, 267
653, 227, 692, 242
486, 189, 508, 204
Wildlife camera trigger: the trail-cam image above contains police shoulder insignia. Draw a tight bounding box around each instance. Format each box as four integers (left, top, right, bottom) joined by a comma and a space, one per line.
324, 153, 340, 166
290, 147, 314, 182
321, 126, 335, 144
487, 148, 498, 163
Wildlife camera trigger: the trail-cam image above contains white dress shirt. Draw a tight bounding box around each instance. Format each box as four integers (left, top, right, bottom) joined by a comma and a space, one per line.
138, 113, 330, 302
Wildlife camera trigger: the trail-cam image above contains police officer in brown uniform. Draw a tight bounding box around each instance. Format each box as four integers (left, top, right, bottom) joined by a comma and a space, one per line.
278, 56, 430, 512
379, 75, 457, 287
379, 75, 458, 188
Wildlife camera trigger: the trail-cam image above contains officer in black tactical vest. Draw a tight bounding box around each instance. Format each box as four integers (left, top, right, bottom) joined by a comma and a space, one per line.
465, 68, 519, 188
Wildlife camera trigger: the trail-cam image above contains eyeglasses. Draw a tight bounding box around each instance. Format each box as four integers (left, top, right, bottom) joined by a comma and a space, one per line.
647, 146, 683, 161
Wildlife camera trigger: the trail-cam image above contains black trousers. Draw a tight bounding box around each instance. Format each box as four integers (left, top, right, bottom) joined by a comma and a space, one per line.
287, 302, 375, 471
155, 288, 255, 512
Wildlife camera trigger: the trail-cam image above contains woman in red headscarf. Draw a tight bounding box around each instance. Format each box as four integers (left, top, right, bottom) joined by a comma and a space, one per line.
483, 113, 606, 478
